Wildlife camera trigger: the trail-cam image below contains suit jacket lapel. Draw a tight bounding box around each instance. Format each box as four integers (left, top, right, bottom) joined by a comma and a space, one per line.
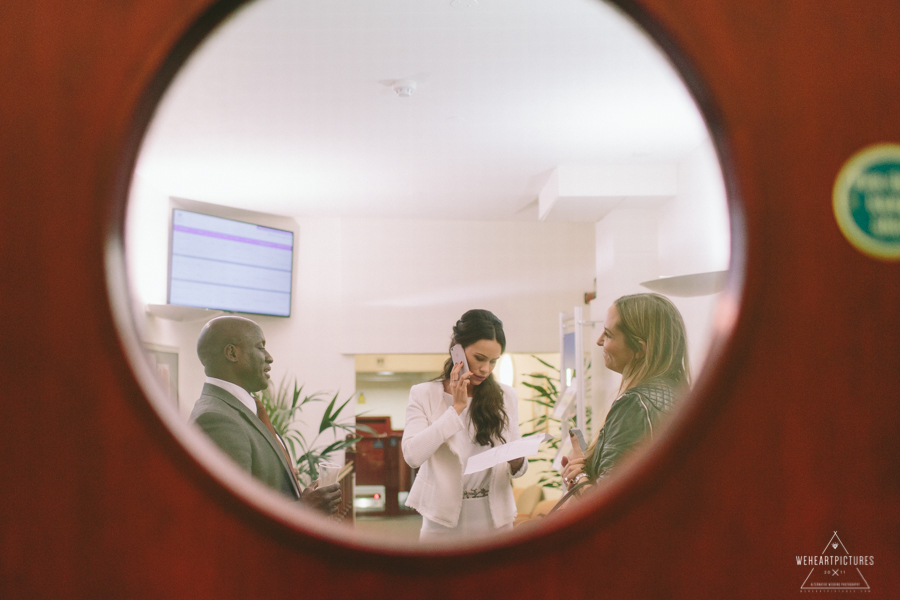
201, 383, 300, 494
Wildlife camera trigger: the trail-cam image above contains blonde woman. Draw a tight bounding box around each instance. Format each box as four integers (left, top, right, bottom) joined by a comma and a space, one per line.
561, 293, 690, 489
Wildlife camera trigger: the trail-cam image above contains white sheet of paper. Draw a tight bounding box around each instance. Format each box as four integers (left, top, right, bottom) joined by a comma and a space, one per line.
463, 433, 552, 475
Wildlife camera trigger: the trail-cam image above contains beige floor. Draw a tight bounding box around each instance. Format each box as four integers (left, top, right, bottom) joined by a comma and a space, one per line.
354, 514, 423, 543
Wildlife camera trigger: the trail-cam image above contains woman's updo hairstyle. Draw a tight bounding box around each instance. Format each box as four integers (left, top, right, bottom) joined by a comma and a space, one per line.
440, 309, 508, 447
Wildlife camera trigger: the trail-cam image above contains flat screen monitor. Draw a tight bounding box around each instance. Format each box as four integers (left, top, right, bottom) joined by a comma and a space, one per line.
168, 209, 294, 317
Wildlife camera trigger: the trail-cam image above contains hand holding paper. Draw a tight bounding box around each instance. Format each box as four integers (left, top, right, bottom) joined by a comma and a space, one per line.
464, 433, 552, 475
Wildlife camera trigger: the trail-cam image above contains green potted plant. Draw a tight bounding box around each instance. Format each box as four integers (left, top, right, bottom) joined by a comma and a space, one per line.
256, 377, 375, 485
520, 356, 591, 490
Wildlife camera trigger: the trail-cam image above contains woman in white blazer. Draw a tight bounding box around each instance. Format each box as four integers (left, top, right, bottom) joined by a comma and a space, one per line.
402, 309, 528, 541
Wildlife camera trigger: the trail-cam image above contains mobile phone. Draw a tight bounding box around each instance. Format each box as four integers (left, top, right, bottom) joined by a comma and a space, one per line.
449, 344, 470, 376
569, 428, 587, 451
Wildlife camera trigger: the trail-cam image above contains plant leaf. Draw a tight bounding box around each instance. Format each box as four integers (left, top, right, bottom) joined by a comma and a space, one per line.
318, 437, 361, 456
318, 393, 340, 433
530, 355, 559, 371
524, 373, 558, 384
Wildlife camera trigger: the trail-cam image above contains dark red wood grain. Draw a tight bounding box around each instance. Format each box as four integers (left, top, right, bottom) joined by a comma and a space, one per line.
2, 0, 898, 598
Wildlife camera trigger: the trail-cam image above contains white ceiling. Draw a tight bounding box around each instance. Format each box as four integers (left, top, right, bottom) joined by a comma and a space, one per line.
134, 0, 710, 221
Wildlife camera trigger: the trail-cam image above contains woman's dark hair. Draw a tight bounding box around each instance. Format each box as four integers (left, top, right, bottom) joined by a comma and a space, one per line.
439, 309, 508, 447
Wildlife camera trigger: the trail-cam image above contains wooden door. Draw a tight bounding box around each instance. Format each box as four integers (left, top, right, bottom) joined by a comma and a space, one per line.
1, 0, 898, 597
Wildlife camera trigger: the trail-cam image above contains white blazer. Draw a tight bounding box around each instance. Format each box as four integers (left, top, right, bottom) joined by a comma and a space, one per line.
402, 381, 527, 528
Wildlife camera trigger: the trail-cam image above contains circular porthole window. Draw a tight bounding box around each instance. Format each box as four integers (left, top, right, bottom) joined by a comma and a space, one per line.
113, 0, 739, 553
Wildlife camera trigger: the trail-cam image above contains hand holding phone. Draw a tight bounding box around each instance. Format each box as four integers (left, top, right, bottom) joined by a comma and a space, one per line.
563, 429, 588, 490
448, 344, 471, 414
569, 428, 587, 452
449, 344, 469, 376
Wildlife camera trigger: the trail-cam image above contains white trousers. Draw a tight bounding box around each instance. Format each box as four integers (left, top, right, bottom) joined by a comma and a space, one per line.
419, 496, 513, 541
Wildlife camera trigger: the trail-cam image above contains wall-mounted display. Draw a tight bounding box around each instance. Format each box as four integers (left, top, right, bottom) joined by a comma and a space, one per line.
168, 209, 294, 316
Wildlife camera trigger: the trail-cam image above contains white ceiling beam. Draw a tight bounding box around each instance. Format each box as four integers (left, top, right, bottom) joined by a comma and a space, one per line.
539, 164, 677, 222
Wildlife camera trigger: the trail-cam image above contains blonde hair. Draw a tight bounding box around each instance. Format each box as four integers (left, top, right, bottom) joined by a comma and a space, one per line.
614, 293, 691, 393
583, 294, 690, 462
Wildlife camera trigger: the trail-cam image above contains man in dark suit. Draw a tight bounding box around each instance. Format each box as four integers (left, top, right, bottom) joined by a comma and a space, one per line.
190, 315, 340, 513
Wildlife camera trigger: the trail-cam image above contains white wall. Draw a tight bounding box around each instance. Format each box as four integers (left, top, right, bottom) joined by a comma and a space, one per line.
658, 138, 730, 277
355, 378, 433, 431
126, 179, 596, 452
659, 138, 730, 383
339, 218, 596, 354
587, 138, 730, 436
126, 179, 355, 453
589, 207, 661, 416
127, 136, 728, 479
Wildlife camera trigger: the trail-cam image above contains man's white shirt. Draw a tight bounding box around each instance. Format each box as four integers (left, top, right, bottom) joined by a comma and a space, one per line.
205, 376, 258, 416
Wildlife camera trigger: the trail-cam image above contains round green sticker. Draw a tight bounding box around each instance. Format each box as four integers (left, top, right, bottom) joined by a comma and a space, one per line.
833, 143, 900, 260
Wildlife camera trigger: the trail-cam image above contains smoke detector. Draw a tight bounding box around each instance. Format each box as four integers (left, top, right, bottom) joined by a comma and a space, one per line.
392, 79, 416, 98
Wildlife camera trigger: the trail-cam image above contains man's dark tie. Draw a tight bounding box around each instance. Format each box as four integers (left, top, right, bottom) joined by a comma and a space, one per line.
254, 398, 303, 492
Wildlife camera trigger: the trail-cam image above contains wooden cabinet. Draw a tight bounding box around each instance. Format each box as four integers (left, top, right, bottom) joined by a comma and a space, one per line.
349, 417, 415, 516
